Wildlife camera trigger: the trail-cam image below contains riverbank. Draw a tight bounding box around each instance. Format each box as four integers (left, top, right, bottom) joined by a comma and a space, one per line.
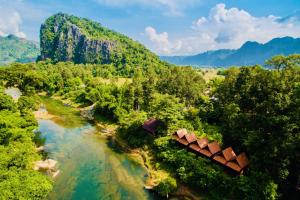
42, 97, 165, 188
34, 109, 56, 120
95, 120, 204, 200
38, 95, 204, 200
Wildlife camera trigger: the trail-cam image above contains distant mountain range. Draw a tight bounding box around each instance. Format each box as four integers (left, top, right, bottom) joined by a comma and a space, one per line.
161, 37, 300, 67
1, 20, 300, 69
0, 35, 40, 66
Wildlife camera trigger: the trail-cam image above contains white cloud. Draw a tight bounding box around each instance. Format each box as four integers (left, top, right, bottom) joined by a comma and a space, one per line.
0, 6, 26, 38
145, 26, 182, 54
194, 17, 207, 26
94, 0, 197, 16
145, 3, 300, 55
191, 3, 300, 49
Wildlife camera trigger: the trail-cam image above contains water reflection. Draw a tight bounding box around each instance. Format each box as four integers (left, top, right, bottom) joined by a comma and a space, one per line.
38, 120, 158, 200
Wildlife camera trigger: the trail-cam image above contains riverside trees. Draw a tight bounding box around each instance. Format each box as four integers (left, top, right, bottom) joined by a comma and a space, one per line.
214, 55, 300, 199
0, 55, 299, 199
0, 88, 52, 199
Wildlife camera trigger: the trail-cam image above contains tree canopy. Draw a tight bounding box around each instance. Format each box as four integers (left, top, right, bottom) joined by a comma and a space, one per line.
1, 54, 300, 199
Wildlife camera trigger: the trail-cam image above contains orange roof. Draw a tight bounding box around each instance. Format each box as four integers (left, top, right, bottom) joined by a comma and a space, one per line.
176, 133, 197, 146
189, 143, 201, 152
197, 138, 208, 149
226, 162, 241, 172
172, 129, 250, 174
236, 152, 249, 169
208, 141, 221, 155
213, 155, 227, 165
199, 149, 212, 157
185, 133, 197, 144
175, 129, 188, 139
226, 153, 249, 173
213, 147, 236, 166
177, 138, 189, 146
222, 147, 236, 162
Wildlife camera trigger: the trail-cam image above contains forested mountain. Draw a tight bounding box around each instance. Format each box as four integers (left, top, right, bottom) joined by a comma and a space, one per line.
0, 35, 39, 66
40, 13, 163, 73
161, 37, 300, 67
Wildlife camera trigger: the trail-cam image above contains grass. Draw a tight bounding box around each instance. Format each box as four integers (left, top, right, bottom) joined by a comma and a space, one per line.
92, 77, 132, 87
200, 68, 224, 82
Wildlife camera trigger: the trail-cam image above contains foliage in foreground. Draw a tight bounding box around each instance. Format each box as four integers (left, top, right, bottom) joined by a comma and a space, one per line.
0, 88, 52, 199
0, 55, 299, 199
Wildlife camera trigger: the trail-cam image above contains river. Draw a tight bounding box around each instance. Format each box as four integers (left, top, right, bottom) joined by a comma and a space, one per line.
3, 88, 158, 200
37, 98, 159, 200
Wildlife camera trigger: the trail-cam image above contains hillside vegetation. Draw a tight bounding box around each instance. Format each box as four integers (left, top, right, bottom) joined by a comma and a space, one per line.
0, 35, 39, 66
0, 86, 52, 199
0, 12, 299, 200
40, 13, 163, 75
1, 54, 300, 200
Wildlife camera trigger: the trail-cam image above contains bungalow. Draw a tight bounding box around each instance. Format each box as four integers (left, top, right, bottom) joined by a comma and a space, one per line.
173, 129, 250, 175
185, 133, 197, 145
199, 141, 221, 158
213, 147, 237, 165
142, 119, 159, 135
189, 137, 209, 153
173, 129, 188, 141
173, 130, 197, 146
226, 152, 249, 173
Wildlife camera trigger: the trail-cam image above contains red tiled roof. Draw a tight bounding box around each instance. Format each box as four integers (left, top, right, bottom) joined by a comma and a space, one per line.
213, 155, 227, 165
197, 138, 208, 149
177, 138, 189, 146
236, 152, 249, 169
172, 129, 250, 174
189, 143, 201, 152
142, 119, 159, 134
208, 141, 221, 155
199, 149, 213, 157
213, 147, 236, 166
173, 129, 188, 142
226, 162, 242, 172
175, 129, 188, 138
226, 153, 249, 173
185, 133, 197, 144
174, 130, 197, 146
222, 147, 236, 162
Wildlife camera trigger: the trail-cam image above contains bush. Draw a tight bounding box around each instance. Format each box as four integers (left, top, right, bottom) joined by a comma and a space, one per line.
155, 177, 177, 198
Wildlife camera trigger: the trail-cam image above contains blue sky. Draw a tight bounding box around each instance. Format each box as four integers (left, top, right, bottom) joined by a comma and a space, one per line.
0, 0, 300, 55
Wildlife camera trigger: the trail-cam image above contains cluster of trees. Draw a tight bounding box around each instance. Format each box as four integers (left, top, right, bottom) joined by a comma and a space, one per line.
1, 55, 299, 199
213, 55, 300, 199
0, 85, 52, 199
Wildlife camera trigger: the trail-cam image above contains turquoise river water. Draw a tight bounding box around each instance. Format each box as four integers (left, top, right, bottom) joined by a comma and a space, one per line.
38, 113, 159, 200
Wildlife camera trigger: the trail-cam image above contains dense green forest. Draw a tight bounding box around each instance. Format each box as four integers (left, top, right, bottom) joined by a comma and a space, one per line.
0, 54, 299, 199
0, 84, 52, 198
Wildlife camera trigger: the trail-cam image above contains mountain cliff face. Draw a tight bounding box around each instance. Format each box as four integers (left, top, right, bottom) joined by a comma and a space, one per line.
162, 37, 300, 67
0, 35, 39, 66
40, 13, 160, 68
